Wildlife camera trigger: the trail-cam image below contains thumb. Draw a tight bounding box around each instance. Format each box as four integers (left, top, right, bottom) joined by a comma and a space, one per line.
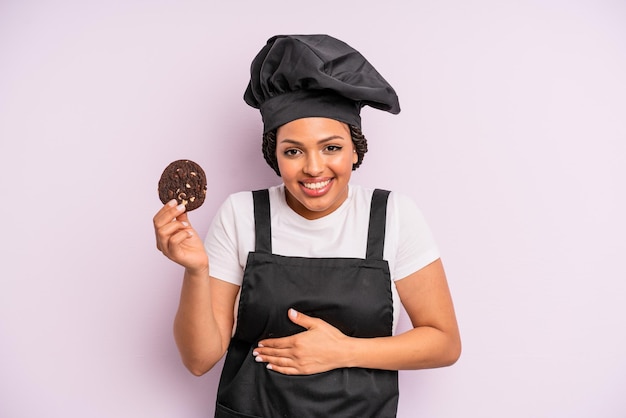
288, 308, 316, 329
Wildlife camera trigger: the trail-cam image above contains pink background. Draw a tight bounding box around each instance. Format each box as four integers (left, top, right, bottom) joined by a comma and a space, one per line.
1, 1, 625, 416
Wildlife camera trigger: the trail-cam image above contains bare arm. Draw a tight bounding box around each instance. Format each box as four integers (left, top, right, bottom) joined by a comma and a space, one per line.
174, 273, 239, 375
153, 200, 239, 375
253, 258, 460, 374
346, 258, 461, 370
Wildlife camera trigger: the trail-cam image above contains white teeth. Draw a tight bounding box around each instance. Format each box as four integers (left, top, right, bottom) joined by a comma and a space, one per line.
303, 180, 331, 190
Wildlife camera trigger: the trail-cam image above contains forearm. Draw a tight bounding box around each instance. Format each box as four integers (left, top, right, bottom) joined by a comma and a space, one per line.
346, 258, 462, 371
173, 268, 226, 376
345, 325, 461, 371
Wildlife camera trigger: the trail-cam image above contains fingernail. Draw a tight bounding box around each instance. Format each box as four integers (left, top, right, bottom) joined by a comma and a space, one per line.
258, 343, 264, 348
252, 351, 259, 356
266, 364, 273, 370
176, 203, 185, 212
255, 356, 263, 362
289, 308, 297, 319
167, 199, 177, 207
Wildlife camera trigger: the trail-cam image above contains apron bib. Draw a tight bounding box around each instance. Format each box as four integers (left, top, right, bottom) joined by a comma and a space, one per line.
215, 189, 398, 418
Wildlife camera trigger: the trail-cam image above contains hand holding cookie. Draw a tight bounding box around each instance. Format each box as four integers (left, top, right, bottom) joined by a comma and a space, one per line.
153, 159, 208, 272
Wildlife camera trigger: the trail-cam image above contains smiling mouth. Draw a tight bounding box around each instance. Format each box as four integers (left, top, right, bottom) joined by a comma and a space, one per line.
302, 179, 331, 190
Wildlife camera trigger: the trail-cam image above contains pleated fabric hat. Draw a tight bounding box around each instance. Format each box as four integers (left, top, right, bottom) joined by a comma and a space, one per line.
244, 34, 401, 133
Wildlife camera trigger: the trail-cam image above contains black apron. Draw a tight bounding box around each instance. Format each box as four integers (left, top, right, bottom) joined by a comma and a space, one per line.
215, 189, 398, 418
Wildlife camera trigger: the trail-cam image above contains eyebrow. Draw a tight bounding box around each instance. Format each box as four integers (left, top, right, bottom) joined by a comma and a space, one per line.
278, 135, 347, 146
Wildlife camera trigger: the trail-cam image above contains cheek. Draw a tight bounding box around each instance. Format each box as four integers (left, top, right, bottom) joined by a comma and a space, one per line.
276, 156, 296, 178
319, 152, 353, 173
339, 152, 357, 171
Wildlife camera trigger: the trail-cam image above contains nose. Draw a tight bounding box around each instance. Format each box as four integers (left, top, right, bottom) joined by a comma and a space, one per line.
303, 152, 324, 176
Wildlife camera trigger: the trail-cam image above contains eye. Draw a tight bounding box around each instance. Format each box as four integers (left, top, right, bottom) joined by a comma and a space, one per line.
283, 148, 301, 157
325, 145, 343, 152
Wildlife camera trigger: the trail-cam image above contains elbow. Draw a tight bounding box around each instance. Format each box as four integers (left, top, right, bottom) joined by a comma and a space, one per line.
174, 334, 227, 376
178, 347, 223, 377
442, 335, 462, 367
188, 366, 209, 377
183, 358, 214, 377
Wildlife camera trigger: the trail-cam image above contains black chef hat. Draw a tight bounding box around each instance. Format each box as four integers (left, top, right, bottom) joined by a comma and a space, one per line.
244, 34, 401, 133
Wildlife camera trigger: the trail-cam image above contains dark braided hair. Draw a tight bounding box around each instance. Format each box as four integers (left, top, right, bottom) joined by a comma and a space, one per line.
261, 124, 368, 177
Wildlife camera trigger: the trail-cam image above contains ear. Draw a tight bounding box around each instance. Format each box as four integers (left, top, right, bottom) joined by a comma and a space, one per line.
352, 148, 358, 165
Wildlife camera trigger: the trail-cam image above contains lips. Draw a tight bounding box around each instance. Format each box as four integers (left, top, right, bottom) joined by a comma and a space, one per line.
300, 178, 333, 196
303, 179, 331, 190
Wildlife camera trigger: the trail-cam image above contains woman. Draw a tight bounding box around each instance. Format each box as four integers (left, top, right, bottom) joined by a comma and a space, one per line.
154, 34, 461, 418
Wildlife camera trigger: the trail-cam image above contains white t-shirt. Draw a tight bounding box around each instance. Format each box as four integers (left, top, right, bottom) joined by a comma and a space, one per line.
205, 184, 440, 333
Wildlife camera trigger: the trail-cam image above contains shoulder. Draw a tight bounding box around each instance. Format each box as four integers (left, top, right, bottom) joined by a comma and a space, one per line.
388, 190, 423, 215
350, 185, 420, 215
383, 190, 432, 236
214, 185, 285, 223
223, 189, 254, 210
209, 190, 254, 235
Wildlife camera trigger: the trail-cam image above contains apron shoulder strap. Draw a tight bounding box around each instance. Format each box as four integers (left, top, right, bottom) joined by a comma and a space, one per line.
366, 189, 391, 260
252, 189, 272, 254
253, 188, 389, 258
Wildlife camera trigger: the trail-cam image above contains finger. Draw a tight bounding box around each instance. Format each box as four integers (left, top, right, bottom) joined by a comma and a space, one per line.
264, 362, 301, 375
265, 365, 299, 375
168, 227, 195, 247
257, 354, 299, 375
256, 352, 316, 376
287, 308, 317, 330
154, 202, 190, 249
155, 217, 190, 252
158, 216, 193, 238
153, 199, 179, 223
160, 229, 197, 261
253, 350, 297, 373
153, 200, 186, 229
256, 310, 319, 349
257, 335, 294, 350
176, 211, 190, 224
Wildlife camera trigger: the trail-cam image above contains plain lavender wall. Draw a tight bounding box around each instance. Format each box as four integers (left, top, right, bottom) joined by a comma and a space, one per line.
1, 0, 625, 417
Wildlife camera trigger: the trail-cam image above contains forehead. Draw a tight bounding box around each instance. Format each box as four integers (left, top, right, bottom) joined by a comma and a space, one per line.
276, 117, 350, 142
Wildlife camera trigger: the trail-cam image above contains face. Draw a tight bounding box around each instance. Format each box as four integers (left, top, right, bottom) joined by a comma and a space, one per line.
276, 117, 358, 220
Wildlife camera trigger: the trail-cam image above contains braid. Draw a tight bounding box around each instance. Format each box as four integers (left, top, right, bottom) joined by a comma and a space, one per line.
261, 129, 281, 176
261, 124, 369, 177
350, 125, 368, 170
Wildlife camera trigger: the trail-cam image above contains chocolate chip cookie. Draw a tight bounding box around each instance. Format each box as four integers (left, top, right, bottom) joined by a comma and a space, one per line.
158, 159, 207, 211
